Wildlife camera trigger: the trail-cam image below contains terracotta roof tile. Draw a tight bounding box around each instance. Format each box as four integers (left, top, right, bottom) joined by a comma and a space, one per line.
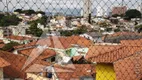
0, 50, 50, 79
19, 48, 56, 59
0, 57, 10, 68
86, 45, 142, 63
5, 35, 34, 41
121, 39, 142, 46
14, 36, 93, 49
54, 64, 95, 80
114, 51, 142, 80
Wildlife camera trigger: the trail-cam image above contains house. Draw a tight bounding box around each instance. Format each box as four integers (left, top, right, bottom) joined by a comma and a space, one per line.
85, 39, 142, 80
0, 50, 51, 79
0, 27, 12, 38
26, 64, 96, 80
3, 35, 34, 44
102, 32, 142, 43
13, 36, 92, 64
80, 32, 102, 42
112, 6, 127, 15
0, 40, 5, 49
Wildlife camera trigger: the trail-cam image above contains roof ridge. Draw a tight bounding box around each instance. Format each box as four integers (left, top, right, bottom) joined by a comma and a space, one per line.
88, 45, 124, 59
114, 48, 142, 63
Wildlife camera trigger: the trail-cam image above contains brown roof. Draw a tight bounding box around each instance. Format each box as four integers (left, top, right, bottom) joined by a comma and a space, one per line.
19, 48, 56, 59
14, 41, 37, 49
109, 32, 141, 37
72, 56, 83, 61
102, 32, 142, 41
14, 36, 93, 49
5, 35, 34, 41
0, 50, 50, 79
114, 51, 142, 80
0, 40, 4, 43
0, 57, 10, 68
85, 45, 142, 63
0, 44, 5, 48
112, 6, 127, 15
121, 39, 142, 46
54, 64, 95, 80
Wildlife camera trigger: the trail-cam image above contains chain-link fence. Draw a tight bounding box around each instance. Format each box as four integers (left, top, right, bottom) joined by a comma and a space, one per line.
0, 0, 142, 80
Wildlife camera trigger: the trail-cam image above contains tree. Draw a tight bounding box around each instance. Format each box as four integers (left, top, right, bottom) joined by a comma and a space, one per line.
0, 14, 4, 18
124, 9, 141, 20
112, 14, 120, 17
22, 9, 36, 15
0, 14, 22, 27
36, 11, 45, 15
135, 24, 142, 33
14, 9, 23, 13
60, 25, 87, 36
28, 22, 43, 37
28, 16, 47, 27
2, 41, 20, 51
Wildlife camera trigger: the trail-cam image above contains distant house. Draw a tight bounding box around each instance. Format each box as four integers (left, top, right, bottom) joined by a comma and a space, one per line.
80, 32, 102, 43
14, 36, 92, 64
3, 35, 34, 44
0, 27, 12, 38
102, 32, 142, 43
112, 6, 127, 15
85, 39, 142, 80
26, 64, 96, 80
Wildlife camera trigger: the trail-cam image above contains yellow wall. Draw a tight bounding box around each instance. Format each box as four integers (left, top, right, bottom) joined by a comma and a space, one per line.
96, 63, 116, 80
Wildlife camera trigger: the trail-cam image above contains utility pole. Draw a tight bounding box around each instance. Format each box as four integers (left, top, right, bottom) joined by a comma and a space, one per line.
83, 0, 92, 23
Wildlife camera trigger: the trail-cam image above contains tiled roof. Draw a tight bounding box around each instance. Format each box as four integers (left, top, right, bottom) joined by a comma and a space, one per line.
0, 50, 50, 78
0, 40, 4, 43
121, 39, 142, 46
14, 36, 93, 49
114, 51, 142, 80
72, 56, 83, 61
85, 45, 142, 63
102, 32, 142, 42
14, 41, 37, 49
0, 57, 10, 68
54, 64, 95, 80
19, 48, 56, 59
0, 44, 5, 48
5, 35, 34, 41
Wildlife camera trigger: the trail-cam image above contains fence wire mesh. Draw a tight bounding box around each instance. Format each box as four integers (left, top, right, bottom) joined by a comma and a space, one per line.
0, 0, 142, 80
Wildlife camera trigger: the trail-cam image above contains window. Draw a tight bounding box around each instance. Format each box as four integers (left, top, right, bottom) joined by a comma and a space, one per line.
51, 57, 55, 62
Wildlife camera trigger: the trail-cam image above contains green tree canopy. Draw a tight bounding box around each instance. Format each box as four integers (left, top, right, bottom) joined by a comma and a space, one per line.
14, 9, 23, 13
28, 22, 43, 37
60, 25, 88, 36
22, 9, 36, 15
135, 24, 142, 33
0, 14, 22, 27
124, 9, 141, 20
28, 16, 47, 27
2, 41, 20, 51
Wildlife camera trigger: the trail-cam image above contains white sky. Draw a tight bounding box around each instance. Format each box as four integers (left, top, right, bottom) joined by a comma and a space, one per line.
0, 0, 141, 12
